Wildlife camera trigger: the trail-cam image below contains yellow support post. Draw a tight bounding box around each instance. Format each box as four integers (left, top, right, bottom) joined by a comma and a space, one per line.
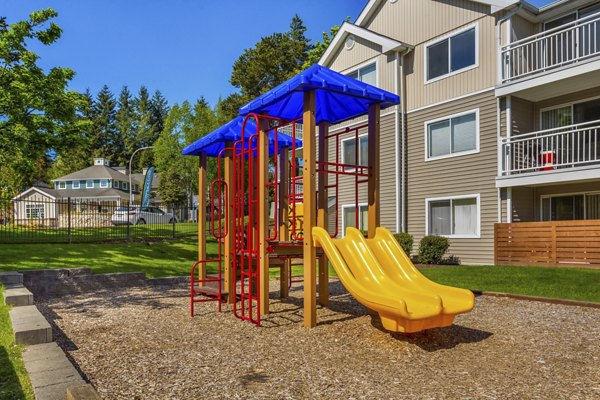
258, 118, 270, 316
317, 121, 329, 306
367, 103, 381, 238
303, 90, 317, 328
279, 147, 290, 298
223, 141, 235, 303
197, 153, 207, 284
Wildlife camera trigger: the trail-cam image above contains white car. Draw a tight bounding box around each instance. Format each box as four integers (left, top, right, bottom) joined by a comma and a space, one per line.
111, 206, 177, 225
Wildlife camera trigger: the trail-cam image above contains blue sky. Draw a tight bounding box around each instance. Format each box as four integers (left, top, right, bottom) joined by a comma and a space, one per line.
4, 0, 364, 107
4, 0, 556, 107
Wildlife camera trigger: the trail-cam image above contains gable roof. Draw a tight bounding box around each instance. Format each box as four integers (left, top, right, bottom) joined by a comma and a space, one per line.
52, 165, 141, 184
12, 186, 59, 201
355, 0, 520, 27
318, 22, 411, 67
239, 65, 400, 125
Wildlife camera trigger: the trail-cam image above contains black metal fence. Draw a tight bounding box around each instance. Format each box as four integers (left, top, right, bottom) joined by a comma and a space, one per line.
0, 197, 199, 244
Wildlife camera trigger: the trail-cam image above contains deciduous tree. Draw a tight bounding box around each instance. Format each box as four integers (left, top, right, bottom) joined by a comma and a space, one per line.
0, 9, 88, 196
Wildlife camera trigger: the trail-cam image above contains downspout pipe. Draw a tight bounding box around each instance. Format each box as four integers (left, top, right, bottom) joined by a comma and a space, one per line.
496, 3, 523, 84
396, 47, 412, 233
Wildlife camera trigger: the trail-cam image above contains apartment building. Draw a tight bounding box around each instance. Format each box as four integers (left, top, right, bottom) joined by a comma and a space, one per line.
318, 0, 600, 264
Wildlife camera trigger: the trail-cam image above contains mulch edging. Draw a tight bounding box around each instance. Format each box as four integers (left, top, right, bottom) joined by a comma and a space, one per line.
476, 291, 600, 309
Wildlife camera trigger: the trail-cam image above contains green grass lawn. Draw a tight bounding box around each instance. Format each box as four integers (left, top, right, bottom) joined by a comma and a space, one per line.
0, 222, 198, 244
421, 265, 600, 302
1, 237, 599, 301
0, 287, 35, 400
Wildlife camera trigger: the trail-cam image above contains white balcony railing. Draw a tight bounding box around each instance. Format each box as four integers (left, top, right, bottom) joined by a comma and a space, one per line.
501, 120, 600, 175
501, 11, 600, 83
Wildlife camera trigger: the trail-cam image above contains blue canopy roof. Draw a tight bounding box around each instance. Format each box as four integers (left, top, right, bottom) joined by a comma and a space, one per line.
182, 116, 301, 157
239, 65, 400, 125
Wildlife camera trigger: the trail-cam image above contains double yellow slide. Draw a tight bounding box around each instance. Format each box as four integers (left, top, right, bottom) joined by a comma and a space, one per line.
313, 226, 474, 333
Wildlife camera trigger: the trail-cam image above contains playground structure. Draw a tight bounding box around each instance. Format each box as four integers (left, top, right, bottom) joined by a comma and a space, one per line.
183, 65, 474, 332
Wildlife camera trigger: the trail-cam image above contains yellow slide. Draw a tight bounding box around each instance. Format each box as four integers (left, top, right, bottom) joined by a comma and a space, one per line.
312, 226, 474, 333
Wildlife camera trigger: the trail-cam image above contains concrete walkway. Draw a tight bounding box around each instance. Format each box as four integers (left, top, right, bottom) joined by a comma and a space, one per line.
23, 343, 86, 400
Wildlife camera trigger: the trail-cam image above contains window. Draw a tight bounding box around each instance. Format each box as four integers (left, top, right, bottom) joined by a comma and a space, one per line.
427, 195, 479, 237
541, 193, 600, 221
426, 110, 478, 160
342, 204, 368, 234
86, 180, 94, 188
123, 182, 128, 190
100, 179, 108, 188
543, 98, 600, 130
25, 204, 45, 219
72, 181, 80, 189
426, 26, 477, 82
113, 180, 119, 188
342, 135, 368, 168
58, 182, 66, 189
347, 62, 377, 86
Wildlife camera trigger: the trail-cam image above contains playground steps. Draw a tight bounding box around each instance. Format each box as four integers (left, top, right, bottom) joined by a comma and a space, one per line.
23, 342, 86, 400
193, 274, 229, 300
4, 286, 34, 306
9, 305, 53, 345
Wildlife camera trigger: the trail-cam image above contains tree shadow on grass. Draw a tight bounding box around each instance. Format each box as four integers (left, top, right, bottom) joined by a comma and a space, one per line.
0, 347, 27, 400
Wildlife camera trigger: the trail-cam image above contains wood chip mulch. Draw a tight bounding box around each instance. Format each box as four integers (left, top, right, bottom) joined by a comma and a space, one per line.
37, 280, 600, 400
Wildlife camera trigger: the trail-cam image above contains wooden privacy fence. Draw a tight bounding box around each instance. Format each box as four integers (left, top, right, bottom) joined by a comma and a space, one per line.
495, 220, 600, 266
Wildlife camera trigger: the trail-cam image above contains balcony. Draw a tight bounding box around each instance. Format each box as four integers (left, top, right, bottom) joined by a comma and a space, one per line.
497, 12, 600, 99
497, 120, 600, 187
501, 12, 600, 83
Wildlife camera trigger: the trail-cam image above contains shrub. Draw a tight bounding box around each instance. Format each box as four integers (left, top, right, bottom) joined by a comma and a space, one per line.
418, 235, 450, 264
393, 232, 413, 255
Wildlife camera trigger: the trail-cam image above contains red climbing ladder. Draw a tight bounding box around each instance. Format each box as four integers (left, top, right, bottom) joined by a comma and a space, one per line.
231, 115, 261, 326
189, 149, 229, 316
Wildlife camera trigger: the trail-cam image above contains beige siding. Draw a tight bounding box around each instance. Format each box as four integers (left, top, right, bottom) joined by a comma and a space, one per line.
329, 36, 381, 72
329, 51, 397, 95
328, 112, 399, 236
363, 0, 489, 46
14, 190, 57, 221
511, 186, 535, 222
511, 14, 536, 42
511, 96, 534, 136
405, 15, 497, 111
407, 90, 497, 264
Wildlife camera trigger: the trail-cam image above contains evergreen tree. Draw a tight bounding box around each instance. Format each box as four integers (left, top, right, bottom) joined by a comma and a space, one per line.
150, 90, 169, 137
224, 15, 312, 121
132, 86, 155, 171
301, 18, 349, 70
115, 86, 135, 166
91, 85, 117, 162
230, 16, 312, 98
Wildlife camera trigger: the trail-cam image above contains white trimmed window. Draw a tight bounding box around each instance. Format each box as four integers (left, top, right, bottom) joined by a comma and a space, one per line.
123, 182, 128, 190
347, 62, 377, 86
72, 181, 80, 189
426, 110, 479, 160
342, 134, 368, 168
426, 25, 477, 82
25, 204, 45, 219
100, 179, 109, 188
342, 204, 368, 234
426, 195, 480, 238
58, 182, 66, 189
86, 180, 93, 188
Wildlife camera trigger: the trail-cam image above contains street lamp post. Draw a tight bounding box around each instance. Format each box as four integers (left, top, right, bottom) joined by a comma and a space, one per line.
129, 146, 154, 205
